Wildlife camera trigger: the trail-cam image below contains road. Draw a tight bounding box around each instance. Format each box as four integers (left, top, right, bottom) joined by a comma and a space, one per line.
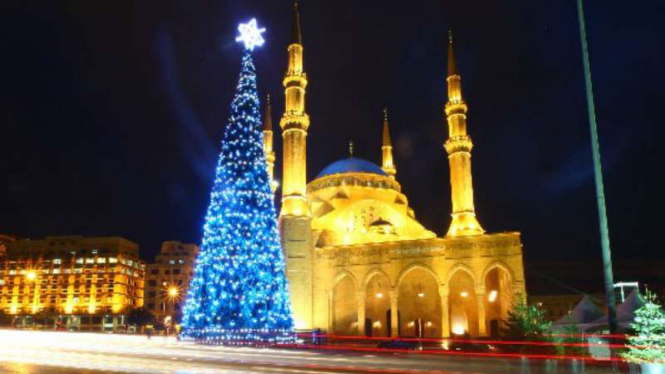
0, 330, 627, 374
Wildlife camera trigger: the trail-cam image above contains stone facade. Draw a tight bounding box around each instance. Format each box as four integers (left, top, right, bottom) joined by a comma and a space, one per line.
270, 6, 527, 337
0, 236, 144, 332
144, 241, 199, 324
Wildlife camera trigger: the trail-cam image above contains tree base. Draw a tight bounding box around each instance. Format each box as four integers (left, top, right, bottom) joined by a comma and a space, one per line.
181, 328, 296, 346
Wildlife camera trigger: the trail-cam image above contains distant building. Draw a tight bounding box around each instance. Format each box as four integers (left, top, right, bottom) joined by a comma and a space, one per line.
529, 294, 606, 322
0, 235, 144, 332
144, 241, 199, 324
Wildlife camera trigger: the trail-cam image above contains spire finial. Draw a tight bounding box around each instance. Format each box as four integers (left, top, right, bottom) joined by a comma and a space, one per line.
291, 0, 303, 45
382, 109, 392, 147
263, 93, 273, 131
348, 140, 354, 158
447, 30, 458, 77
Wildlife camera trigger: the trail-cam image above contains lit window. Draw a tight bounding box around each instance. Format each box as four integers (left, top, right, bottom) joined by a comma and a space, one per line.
108, 258, 117, 264
97, 258, 106, 264
53, 259, 62, 265
168, 260, 175, 265
85, 258, 94, 264
91, 249, 98, 254
76, 258, 83, 264
178, 259, 185, 264
53, 269, 60, 274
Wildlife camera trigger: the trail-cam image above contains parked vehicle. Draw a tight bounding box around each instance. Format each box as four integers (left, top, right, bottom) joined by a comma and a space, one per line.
377, 340, 423, 351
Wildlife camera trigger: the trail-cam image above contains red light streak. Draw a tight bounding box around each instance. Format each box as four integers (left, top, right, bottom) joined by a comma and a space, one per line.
280, 343, 625, 363
296, 333, 627, 349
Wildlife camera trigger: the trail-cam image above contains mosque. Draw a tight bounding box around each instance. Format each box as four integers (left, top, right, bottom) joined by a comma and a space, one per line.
262, 5, 526, 338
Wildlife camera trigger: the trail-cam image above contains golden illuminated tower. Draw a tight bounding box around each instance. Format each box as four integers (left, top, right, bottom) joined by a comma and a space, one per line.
262, 94, 278, 192
381, 108, 396, 179
279, 1, 313, 330
280, 0, 310, 218
444, 32, 485, 237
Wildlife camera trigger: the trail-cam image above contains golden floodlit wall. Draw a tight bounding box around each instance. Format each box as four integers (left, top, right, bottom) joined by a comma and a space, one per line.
0, 236, 144, 331
275, 6, 527, 337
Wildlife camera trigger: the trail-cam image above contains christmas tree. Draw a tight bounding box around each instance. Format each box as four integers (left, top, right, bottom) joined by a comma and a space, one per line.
181, 19, 295, 345
623, 292, 665, 364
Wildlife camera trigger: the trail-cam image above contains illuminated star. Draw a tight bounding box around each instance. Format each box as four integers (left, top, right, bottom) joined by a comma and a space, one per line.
235, 19, 266, 51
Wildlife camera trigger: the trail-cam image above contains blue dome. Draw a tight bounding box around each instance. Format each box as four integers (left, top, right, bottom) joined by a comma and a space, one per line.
316, 157, 387, 179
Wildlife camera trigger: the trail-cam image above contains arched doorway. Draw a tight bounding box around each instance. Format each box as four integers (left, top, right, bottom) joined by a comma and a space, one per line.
397, 267, 441, 338
448, 269, 478, 337
484, 266, 512, 337
333, 275, 358, 335
364, 272, 390, 337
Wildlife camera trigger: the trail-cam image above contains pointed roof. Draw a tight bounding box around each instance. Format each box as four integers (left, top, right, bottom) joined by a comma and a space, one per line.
291, 1, 303, 45
616, 290, 646, 322
263, 94, 273, 131
447, 30, 458, 77
554, 295, 605, 325
382, 108, 392, 147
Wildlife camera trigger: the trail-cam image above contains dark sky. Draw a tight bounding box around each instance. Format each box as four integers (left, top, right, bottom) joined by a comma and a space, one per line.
2, 1, 663, 278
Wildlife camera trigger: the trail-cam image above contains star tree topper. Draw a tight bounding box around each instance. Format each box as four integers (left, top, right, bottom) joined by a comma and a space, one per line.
236, 18, 266, 51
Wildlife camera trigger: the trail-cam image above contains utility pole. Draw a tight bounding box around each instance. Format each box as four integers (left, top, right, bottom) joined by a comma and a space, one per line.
576, 0, 618, 334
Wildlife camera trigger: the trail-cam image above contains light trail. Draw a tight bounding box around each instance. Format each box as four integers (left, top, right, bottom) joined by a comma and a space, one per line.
0, 329, 627, 374
295, 333, 627, 349
0, 330, 478, 374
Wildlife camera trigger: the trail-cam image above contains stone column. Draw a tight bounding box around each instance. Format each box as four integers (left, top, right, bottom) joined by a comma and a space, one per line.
439, 285, 450, 337
326, 290, 333, 333
357, 291, 366, 335
389, 288, 399, 337
476, 291, 487, 337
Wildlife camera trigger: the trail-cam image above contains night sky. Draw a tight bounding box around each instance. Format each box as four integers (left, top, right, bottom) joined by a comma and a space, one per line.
2, 1, 663, 287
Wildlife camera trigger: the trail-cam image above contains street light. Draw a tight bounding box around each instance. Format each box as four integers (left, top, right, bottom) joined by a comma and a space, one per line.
576, 0, 617, 334
162, 285, 180, 332
26, 271, 37, 282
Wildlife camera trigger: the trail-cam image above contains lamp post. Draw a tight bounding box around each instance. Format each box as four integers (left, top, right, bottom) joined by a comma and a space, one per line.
576, 0, 618, 334
162, 285, 179, 333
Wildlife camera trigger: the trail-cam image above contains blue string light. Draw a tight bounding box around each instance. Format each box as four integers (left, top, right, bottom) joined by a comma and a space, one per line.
181, 47, 295, 345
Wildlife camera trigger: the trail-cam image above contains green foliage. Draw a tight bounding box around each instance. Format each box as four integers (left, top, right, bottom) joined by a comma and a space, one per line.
552, 315, 584, 355
126, 307, 155, 328
504, 299, 552, 341
622, 292, 665, 364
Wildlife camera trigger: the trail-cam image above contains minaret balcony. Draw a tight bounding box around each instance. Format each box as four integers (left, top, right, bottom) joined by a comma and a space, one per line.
280, 114, 310, 131
444, 136, 473, 154
445, 101, 467, 116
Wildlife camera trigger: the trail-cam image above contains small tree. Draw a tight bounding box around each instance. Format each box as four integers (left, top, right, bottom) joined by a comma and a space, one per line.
126, 307, 155, 328
553, 315, 584, 355
622, 292, 665, 364
504, 300, 552, 341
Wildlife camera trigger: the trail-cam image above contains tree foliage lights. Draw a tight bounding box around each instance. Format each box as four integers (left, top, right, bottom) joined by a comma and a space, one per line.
503, 300, 552, 341
181, 46, 294, 345
623, 293, 665, 364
